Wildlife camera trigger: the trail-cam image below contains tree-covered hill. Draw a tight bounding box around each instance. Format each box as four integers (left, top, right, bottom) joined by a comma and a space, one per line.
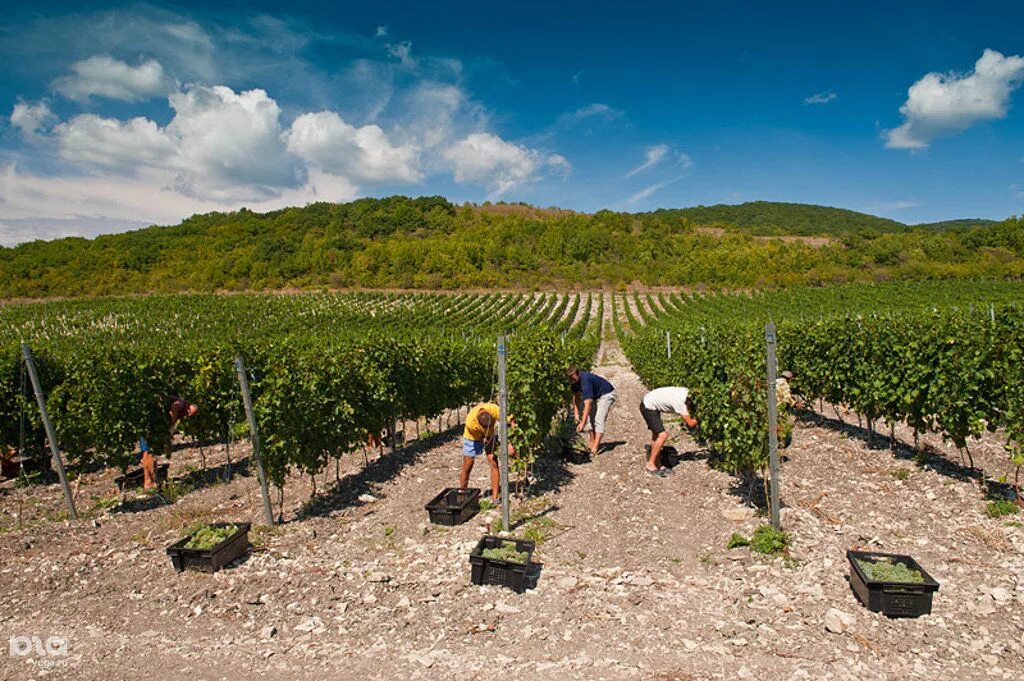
655, 201, 1000, 235
914, 218, 1001, 231
1, 196, 1021, 298
655, 201, 908, 234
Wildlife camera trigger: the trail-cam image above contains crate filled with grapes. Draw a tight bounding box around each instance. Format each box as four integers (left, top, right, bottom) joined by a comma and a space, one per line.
167, 522, 251, 573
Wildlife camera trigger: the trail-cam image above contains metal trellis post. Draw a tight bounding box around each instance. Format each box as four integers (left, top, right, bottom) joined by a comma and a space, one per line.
234, 356, 276, 525
497, 335, 511, 532
21, 343, 77, 519
765, 323, 781, 530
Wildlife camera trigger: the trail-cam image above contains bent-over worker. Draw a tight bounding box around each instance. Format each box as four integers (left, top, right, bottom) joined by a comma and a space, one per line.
567, 367, 616, 456
459, 402, 515, 502
640, 386, 697, 478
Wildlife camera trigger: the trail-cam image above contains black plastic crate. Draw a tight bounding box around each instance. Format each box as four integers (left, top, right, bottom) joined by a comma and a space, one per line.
562, 444, 590, 464
425, 487, 481, 525
847, 550, 939, 617
2, 453, 51, 479
167, 523, 251, 573
469, 535, 536, 593
643, 444, 680, 468
115, 462, 170, 490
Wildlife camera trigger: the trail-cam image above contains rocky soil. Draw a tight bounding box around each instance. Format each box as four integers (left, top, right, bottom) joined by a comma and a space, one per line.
1, 334, 1022, 681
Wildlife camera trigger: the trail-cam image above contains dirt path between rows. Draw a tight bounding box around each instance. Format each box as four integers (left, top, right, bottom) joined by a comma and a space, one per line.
1, 308, 1022, 680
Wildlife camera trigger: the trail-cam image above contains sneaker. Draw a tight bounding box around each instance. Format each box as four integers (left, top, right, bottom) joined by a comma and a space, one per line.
659, 466, 674, 475
645, 467, 667, 478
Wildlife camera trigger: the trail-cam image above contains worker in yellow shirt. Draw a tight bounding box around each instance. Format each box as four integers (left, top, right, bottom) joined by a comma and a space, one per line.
459, 402, 515, 501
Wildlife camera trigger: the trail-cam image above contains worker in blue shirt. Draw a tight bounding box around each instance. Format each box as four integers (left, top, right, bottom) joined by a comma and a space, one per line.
566, 367, 617, 456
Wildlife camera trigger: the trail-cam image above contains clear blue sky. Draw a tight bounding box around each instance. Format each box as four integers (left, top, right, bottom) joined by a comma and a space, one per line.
1, 0, 1022, 244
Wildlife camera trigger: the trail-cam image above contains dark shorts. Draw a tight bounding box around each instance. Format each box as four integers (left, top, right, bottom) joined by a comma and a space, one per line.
639, 403, 665, 435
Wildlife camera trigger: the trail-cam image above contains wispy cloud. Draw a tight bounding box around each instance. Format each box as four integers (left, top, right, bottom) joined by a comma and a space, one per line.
625, 145, 692, 178
625, 175, 685, 205
626, 144, 669, 177
386, 41, 416, 69
804, 91, 837, 105
556, 103, 622, 126
884, 200, 919, 210
869, 199, 919, 212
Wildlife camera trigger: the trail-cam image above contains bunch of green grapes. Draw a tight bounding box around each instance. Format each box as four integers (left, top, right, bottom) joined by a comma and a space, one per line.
184, 524, 239, 550
481, 541, 528, 564
856, 558, 924, 583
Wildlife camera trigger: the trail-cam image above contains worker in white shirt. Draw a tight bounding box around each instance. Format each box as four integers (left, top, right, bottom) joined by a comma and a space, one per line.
639, 386, 698, 478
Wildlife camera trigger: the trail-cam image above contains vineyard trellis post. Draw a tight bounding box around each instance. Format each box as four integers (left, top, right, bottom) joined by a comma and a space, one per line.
234, 357, 276, 525
391, 415, 400, 455
497, 335, 510, 532
765, 323, 781, 530
666, 330, 672, 359
21, 343, 77, 520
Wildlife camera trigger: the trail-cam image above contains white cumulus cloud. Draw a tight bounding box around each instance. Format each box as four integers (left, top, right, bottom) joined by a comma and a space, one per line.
443, 132, 570, 195
285, 111, 421, 183
886, 49, 1024, 150
53, 55, 168, 102
165, 86, 300, 198
53, 85, 301, 201
0, 163, 358, 246
56, 115, 177, 170
0, 10, 576, 243
10, 100, 57, 139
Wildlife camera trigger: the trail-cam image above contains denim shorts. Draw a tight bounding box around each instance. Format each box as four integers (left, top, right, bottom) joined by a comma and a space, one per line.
463, 438, 486, 457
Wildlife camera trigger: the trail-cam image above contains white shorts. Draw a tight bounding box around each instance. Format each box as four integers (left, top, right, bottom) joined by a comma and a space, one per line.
587, 391, 616, 434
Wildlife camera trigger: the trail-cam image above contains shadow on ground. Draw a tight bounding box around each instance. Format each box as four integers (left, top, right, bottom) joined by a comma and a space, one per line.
794, 407, 1000, 487
528, 445, 577, 498
112, 457, 253, 514
296, 425, 461, 520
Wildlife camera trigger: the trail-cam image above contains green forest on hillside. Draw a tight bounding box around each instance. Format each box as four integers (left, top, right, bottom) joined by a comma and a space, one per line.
1, 197, 1021, 297
659, 201, 907, 234
660, 201, 999, 235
